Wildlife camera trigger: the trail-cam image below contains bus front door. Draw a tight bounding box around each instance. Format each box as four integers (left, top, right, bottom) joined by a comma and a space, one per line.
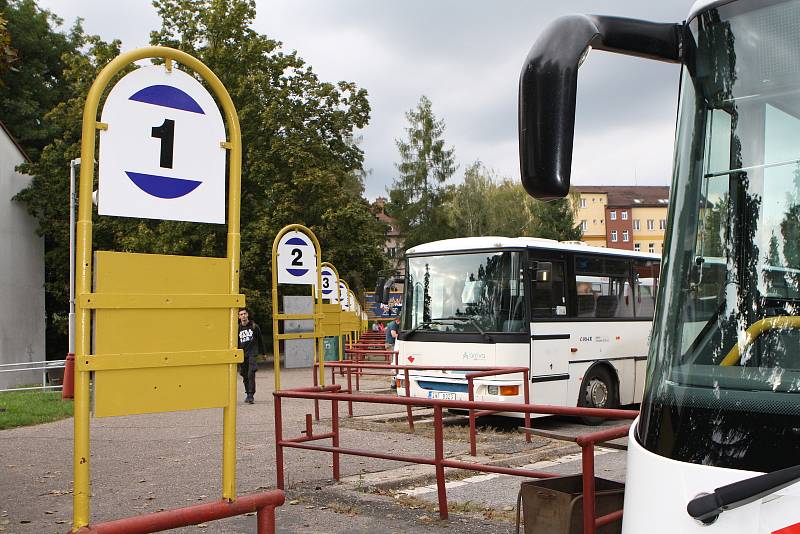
529, 258, 570, 405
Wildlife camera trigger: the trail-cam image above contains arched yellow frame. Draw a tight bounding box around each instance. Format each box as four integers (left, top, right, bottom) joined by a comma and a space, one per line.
74, 47, 242, 531
271, 224, 325, 391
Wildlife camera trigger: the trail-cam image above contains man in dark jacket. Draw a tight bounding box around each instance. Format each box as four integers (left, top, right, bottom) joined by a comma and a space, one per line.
238, 308, 265, 404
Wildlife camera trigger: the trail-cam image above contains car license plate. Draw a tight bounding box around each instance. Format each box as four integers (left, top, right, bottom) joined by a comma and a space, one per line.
428, 391, 457, 400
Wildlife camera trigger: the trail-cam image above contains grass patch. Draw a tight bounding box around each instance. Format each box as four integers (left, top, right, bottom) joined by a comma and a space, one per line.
0, 389, 73, 430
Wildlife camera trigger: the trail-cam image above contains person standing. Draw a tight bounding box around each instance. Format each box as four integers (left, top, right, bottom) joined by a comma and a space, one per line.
238, 308, 265, 404
385, 316, 400, 347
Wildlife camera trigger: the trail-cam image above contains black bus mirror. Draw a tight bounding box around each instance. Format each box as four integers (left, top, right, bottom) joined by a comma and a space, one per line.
518, 15, 681, 199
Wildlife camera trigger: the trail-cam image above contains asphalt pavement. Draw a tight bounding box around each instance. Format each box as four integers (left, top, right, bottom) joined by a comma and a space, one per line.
0, 366, 632, 533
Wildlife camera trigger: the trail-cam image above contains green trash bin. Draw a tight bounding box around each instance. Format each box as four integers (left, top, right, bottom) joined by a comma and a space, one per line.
518, 475, 624, 534
323, 336, 339, 362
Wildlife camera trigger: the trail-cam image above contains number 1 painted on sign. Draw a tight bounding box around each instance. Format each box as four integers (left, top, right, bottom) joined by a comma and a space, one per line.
151, 118, 175, 169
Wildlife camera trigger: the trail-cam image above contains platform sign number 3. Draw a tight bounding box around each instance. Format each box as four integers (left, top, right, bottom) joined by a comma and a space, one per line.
277, 231, 317, 286
98, 65, 226, 224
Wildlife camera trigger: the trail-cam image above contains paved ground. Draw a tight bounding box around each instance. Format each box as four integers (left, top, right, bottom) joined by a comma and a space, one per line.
0, 366, 632, 533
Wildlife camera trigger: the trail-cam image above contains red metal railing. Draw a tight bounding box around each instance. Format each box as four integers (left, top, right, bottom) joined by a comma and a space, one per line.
72, 490, 285, 534
312, 361, 532, 452
274, 387, 635, 533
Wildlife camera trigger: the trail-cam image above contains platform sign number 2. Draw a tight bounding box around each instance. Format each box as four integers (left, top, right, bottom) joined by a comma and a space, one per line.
98, 65, 226, 224
277, 231, 317, 286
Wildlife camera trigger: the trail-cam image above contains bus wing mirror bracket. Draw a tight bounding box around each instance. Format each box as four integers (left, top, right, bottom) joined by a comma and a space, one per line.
535, 261, 553, 283
518, 14, 682, 199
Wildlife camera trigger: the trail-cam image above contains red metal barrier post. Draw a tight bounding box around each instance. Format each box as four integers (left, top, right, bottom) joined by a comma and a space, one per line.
73, 490, 285, 534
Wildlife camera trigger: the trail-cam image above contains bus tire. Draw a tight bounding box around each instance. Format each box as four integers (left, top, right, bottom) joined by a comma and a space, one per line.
578, 366, 618, 425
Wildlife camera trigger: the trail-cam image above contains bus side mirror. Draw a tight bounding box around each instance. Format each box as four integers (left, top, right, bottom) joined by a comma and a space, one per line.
518, 15, 681, 199
535, 262, 553, 283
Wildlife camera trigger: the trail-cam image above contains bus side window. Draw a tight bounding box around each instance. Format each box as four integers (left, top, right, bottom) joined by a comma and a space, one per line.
634, 260, 660, 319
531, 261, 567, 318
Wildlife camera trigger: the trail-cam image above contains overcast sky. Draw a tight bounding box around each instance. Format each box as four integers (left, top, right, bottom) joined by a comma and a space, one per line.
38, 0, 694, 201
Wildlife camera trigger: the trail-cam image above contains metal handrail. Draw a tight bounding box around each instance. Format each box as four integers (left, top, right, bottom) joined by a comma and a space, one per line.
0, 359, 66, 393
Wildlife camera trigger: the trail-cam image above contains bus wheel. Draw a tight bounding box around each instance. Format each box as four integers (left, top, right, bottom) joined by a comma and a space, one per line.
579, 366, 618, 425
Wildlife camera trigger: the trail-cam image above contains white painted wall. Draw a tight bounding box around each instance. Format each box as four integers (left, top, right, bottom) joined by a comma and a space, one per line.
0, 127, 45, 389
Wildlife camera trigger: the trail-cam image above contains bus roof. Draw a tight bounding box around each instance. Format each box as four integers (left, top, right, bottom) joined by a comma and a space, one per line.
406, 236, 661, 260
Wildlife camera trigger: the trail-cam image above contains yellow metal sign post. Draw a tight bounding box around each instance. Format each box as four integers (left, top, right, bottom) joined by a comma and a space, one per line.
320, 262, 343, 361
73, 47, 243, 531
271, 224, 324, 391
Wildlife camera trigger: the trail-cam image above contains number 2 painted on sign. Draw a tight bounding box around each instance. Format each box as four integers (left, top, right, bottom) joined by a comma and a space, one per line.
151, 118, 175, 169
291, 248, 303, 266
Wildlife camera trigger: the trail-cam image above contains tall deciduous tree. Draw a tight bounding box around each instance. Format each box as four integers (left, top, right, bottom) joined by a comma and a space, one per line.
0, 0, 78, 159
388, 95, 456, 250
14, 0, 386, 355
0, 13, 17, 78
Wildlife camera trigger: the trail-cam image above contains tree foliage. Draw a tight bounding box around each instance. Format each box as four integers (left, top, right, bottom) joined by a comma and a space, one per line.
0, 13, 18, 78
388, 95, 456, 250
0, 0, 79, 159
449, 160, 582, 240
12, 0, 387, 355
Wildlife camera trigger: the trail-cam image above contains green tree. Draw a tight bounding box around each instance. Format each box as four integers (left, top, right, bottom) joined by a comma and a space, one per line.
147, 0, 386, 326
529, 194, 583, 241
14, 23, 122, 359
14, 0, 387, 355
388, 95, 456, 250
0, 13, 18, 78
0, 0, 79, 158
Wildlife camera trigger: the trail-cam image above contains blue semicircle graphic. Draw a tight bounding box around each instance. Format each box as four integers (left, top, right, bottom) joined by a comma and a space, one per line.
125, 171, 202, 199
285, 237, 308, 245
129, 85, 205, 114
287, 268, 309, 277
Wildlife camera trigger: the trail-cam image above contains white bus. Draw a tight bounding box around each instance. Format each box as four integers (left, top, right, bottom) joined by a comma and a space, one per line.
520, 0, 800, 531
395, 236, 660, 417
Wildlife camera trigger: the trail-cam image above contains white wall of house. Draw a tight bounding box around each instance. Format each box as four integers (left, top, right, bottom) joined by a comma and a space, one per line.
0, 126, 45, 389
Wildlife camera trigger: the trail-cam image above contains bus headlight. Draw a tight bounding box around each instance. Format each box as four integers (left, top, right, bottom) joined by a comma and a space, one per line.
487, 385, 519, 396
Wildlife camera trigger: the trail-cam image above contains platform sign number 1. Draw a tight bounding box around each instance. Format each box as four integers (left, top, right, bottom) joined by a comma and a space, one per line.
98, 65, 226, 224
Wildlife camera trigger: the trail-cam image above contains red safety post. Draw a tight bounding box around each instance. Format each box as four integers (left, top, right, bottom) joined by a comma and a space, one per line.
467, 375, 477, 456
581, 442, 596, 534
404, 367, 414, 432
332, 398, 340, 481
72, 490, 285, 534
523, 369, 531, 443
61, 353, 75, 400
433, 405, 448, 520
275, 394, 284, 490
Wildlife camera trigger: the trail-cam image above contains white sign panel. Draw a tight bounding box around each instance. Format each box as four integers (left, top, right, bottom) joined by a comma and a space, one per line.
277, 231, 317, 285
99, 66, 226, 223
339, 281, 350, 311
320, 266, 338, 303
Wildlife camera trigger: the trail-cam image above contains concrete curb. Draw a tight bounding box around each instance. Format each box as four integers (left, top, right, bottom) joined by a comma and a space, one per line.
339, 441, 581, 493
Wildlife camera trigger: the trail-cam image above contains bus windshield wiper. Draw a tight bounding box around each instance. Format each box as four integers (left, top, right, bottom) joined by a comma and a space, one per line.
686, 463, 800, 524
405, 319, 451, 339
433, 316, 495, 343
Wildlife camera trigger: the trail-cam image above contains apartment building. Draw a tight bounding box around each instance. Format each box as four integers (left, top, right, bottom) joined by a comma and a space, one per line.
573, 186, 670, 255
372, 197, 405, 275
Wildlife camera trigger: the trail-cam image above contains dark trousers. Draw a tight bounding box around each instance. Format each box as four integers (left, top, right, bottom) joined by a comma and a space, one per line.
240, 356, 257, 396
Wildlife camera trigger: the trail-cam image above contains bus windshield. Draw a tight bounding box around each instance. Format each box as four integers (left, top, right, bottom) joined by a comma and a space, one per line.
639, 0, 800, 472
403, 251, 526, 333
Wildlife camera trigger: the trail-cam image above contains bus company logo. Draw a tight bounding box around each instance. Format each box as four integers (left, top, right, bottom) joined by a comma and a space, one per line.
462, 351, 487, 361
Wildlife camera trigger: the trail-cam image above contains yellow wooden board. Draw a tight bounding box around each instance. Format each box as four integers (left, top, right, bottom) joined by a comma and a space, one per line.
320, 303, 341, 337
92, 251, 240, 417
